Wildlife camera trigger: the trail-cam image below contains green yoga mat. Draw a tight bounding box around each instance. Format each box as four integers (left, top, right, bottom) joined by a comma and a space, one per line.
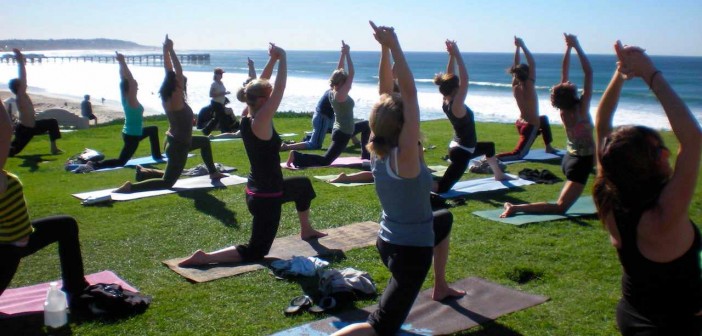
472, 196, 596, 226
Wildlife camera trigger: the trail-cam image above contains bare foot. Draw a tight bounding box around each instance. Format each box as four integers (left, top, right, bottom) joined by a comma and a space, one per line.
178, 250, 210, 267
329, 172, 347, 183
51, 148, 64, 155
500, 202, 516, 218
301, 229, 328, 241
210, 172, 227, 180
114, 181, 132, 193
545, 145, 559, 154
286, 151, 297, 167
432, 286, 466, 301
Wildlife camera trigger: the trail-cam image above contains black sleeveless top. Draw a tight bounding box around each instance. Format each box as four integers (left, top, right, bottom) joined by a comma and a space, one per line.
615, 211, 702, 317
442, 100, 477, 148
240, 117, 284, 194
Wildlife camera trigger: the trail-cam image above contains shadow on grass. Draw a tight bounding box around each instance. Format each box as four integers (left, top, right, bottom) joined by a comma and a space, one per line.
461, 321, 525, 335
0, 308, 150, 336
13, 154, 57, 172
177, 189, 239, 228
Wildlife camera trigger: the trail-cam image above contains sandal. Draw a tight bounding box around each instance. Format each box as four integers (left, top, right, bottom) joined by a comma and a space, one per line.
308, 296, 336, 314
283, 295, 312, 316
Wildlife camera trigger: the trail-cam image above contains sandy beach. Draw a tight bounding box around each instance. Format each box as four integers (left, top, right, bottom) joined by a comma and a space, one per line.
1, 89, 126, 126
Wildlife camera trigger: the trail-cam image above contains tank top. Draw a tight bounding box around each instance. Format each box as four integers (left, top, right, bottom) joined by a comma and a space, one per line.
564, 110, 594, 156
372, 150, 434, 247
330, 91, 355, 135
0, 171, 33, 243
165, 103, 193, 144
442, 100, 477, 149
615, 211, 702, 317
122, 96, 144, 136
240, 117, 284, 194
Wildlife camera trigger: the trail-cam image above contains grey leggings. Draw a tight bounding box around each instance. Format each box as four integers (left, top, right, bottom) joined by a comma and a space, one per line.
129, 135, 217, 191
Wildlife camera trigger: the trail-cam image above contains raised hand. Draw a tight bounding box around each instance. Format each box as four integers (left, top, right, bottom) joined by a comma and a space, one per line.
614, 41, 653, 80
369, 22, 397, 47
341, 40, 350, 54
13, 48, 25, 64
164, 34, 173, 49
247, 57, 254, 66
269, 43, 285, 59
564, 33, 578, 48
514, 36, 524, 48
115, 51, 125, 62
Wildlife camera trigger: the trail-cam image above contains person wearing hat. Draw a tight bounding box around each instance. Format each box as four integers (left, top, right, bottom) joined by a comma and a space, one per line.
202, 67, 231, 135
81, 94, 97, 126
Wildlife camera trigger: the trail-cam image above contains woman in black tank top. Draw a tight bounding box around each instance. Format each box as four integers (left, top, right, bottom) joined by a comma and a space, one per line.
178, 44, 326, 267
594, 41, 702, 335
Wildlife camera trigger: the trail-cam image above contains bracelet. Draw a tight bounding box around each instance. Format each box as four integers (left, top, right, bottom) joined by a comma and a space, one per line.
648, 70, 661, 90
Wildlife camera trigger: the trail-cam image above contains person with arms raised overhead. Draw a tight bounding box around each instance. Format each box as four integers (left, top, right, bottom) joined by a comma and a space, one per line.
595, 41, 702, 335
178, 43, 326, 268
496, 37, 556, 162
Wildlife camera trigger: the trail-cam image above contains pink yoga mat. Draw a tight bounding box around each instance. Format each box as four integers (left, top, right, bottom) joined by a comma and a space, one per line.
0, 270, 138, 316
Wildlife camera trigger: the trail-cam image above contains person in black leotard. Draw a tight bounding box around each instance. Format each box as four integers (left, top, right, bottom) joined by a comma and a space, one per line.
594, 41, 702, 335
432, 40, 511, 194
178, 43, 326, 267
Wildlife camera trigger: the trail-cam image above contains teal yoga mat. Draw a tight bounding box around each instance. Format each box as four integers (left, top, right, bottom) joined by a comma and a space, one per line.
472, 196, 596, 226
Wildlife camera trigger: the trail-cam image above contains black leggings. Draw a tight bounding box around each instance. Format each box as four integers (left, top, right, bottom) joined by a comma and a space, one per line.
0, 216, 88, 298
292, 121, 371, 167
9, 119, 62, 156
617, 298, 701, 336
202, 101, 232, 135
436, 142, 496, 193
129, 135, 217, 192
368, 209, 453, 335
236, 177, 317, 261
93, 126, 162, 169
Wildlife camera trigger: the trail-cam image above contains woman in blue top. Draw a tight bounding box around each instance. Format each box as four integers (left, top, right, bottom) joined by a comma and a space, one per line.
595, 41, 702, 335
178, 43, 326, 267
501, 33, 595, 218
332, 23, 464, 336
286, 41, 370, 167
89, 52, 162, 170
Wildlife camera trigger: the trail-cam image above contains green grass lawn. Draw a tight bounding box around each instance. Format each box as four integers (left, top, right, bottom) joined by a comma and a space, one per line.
3, 113, 701, 335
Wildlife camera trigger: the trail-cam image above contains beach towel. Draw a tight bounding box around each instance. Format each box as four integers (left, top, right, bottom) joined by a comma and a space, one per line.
72, 174, 247, 203
0, 270, 138, 317
282, 156, 370, 170
472, 196, 597, 226
438, 174, 535, 199
272, 277, 549, 335
163, 221, 378, 283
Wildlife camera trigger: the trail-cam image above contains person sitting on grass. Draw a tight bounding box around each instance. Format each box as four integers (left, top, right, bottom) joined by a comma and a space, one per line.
87, 52, 162, 171
178, 43, 327, 268
0, 101, 90, 311
433, 39, 511, 194
286, 41, 370, 167
594, 41, 702, 336
501, 33, 594, 218
8, 49, 63, 157
496, 37, 556, 162
115, 35, 226, 193
331, 22, 465, 336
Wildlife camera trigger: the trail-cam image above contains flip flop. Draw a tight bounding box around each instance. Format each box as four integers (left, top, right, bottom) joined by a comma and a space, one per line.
283, 295, 312, 315
308, 296, 336, 314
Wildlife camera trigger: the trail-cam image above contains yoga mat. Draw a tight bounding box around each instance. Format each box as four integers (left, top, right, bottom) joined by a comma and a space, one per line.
427, 165, 449, 178
163, 221, 379, 283
438, 174, 535, 199
0, 270, 138, 317
272, 277, 549, 335
472, 196, 597, 226
123, 154, 195, 167
282, 157, 370, 170
314, 175, 374, 187
72, 174, 247, 202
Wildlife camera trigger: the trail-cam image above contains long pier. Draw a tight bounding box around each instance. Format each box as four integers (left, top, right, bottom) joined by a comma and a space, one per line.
0, 53, 210, 65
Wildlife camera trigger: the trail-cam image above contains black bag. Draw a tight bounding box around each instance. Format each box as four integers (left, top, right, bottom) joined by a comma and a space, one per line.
196, 105, 214, 129
78, 283, 151, 317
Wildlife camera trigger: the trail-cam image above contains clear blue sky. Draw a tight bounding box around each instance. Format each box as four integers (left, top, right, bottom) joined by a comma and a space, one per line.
1, 0, 701, 55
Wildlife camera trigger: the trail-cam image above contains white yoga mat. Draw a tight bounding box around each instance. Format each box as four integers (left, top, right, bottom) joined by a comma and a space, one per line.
438, 174, 535, 199
72, 174, 247, 202
282, 156, 369, 170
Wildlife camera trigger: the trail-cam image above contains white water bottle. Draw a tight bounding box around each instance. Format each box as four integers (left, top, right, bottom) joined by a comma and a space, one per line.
44, 282, 68, 328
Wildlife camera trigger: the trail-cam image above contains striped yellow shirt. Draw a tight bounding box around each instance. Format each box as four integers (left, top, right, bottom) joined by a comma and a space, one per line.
0, 171, 33, 243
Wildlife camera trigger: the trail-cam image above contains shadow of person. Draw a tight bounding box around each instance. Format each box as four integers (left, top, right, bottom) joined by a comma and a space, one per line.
13, 154, 55, 172
177, 189, 239, 228
461, 320, 525, 335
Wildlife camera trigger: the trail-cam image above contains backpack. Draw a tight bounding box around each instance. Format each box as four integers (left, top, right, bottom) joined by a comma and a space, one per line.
78, 283, 152, 317
318, 268, 377, 302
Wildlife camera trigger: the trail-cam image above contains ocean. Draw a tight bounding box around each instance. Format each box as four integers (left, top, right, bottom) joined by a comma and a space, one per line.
1, 49, 700, 131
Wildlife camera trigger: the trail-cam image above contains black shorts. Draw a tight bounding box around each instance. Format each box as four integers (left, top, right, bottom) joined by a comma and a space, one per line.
561, 153, 593, 185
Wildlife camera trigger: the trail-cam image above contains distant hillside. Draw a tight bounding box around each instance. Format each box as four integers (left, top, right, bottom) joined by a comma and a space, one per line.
0, 39, 155, 51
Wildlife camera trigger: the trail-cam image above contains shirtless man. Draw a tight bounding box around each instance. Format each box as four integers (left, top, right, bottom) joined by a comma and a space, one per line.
496, 37, 556, 162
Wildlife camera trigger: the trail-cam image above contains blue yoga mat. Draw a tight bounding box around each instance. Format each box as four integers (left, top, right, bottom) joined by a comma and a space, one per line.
472, 196, 596, 226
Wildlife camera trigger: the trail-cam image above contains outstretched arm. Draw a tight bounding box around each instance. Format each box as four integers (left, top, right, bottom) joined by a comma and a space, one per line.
570, 34, 593, 107
378, 45, 394, 95
251, 44, 286, 133
335, 41, 354, 100
116, 52, 134, 81
260, 49, 277, 80
518, 38, 536, 80
513, 37, 521, 67
0, 103, 11, 193
445, 40, 456, 75
247, 57, 257, 79
449, 41, 469, 118
561, 34, 572, 83
13, 49, 27, 89
163, 37, 172, 72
